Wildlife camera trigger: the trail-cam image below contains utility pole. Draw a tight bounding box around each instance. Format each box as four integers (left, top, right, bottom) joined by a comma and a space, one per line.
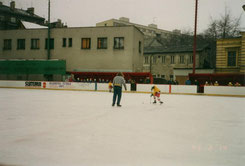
149, 54, 153, 74
47, 0, 50, 60
192, 0, 198, 74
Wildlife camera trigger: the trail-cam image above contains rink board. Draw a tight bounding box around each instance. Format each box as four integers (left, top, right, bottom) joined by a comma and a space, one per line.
0, 80, 245, 97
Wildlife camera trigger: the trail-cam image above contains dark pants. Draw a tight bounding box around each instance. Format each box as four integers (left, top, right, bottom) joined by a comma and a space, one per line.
112, 86, 122, 105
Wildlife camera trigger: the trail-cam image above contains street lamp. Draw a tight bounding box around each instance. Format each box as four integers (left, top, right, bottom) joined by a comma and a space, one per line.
192, 0, 198, 74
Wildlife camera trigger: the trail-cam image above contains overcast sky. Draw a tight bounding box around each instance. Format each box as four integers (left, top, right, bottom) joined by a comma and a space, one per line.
2, 0, 245, 32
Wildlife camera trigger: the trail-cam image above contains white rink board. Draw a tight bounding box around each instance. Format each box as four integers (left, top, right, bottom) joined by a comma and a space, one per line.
46, 82, 94, 90
171, 85, 197, 93
96, 83, 130, 91
0, 80, 245, 96
204, 86, 245, 95
96, 83, 108, 91
0, 80, 25, 87
136, 84, 169, 93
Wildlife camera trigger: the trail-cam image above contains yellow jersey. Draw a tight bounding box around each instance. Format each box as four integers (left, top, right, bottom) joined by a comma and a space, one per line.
152, 86, 160, 95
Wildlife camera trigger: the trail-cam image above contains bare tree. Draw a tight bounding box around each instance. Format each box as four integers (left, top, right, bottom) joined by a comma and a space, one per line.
204, 8, 241, 39
199, 7, 242, 68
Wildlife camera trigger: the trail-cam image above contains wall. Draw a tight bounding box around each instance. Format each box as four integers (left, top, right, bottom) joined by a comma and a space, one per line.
132, 27, 144, 72
144, 53, 198, 81
241, 32, 245, 73
216, 37, 241, 73
0, 26, 144, 73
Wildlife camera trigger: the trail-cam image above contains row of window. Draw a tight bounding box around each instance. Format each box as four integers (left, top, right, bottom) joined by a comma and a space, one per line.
3, 37, 142, 52
144, 51, 237, 66
3, 38, 55, 50
144, 55, 193, 64
0, 15, 16, 23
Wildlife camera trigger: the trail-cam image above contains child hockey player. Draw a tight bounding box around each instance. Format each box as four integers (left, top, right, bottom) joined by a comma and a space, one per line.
151, 85, 163, 104
108, 81, 113, 92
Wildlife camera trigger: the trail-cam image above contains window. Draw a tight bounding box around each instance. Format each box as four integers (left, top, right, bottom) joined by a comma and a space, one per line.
170, 75, 174, 81
62, 38, 67, 47
68, 38, 72, 47
139, 41, 142, 53
17, 39, 25, 50
180, 55, 185, 64
162, 56, 166, 64
31, 39, 40, 49
45, 38, 54, 49
161, 75, 165, 79
171, 56, 175, 64
0, 15, 4, 21
3, 39, 11, 50
153, 56, 157, 64
10, 17, 16, 23
81, 38, 91, 49
227, 51, 236, 66
144, 56, 149, 64
189, 55, 193, 64
114, 37, 124, 49
97, 38, 107, 49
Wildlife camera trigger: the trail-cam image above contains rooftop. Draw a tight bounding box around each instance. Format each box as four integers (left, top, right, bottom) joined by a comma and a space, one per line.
21, 21, 47, 29
0, 2, 45, 21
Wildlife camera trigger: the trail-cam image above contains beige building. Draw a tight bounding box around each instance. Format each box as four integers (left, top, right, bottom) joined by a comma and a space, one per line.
0, 26, 144, 80
96, 17, 180, 38
216, 32, 245, 74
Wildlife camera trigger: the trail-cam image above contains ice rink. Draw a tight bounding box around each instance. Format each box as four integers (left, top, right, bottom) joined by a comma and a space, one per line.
0, 88, 245, 166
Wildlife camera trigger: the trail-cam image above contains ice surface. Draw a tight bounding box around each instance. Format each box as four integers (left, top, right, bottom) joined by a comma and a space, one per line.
0, 88, 245, 166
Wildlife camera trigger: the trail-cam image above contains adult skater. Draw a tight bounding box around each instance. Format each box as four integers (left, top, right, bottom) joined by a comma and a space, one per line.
112, 72, 127, 107
151, 85, 163, 104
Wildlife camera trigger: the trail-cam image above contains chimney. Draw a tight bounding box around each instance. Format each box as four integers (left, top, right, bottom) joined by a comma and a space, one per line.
148, 24, 157, 29
27, 7, 34, 15
119, 17, 130, 22
10, 1, 15, 10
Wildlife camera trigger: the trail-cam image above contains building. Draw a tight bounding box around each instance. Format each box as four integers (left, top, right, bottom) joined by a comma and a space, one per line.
96, 17, 180, 39
0, 1, 46, 30
143, 37, 213, 84
0, 26, 144, 81
216, 32, 245, 74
